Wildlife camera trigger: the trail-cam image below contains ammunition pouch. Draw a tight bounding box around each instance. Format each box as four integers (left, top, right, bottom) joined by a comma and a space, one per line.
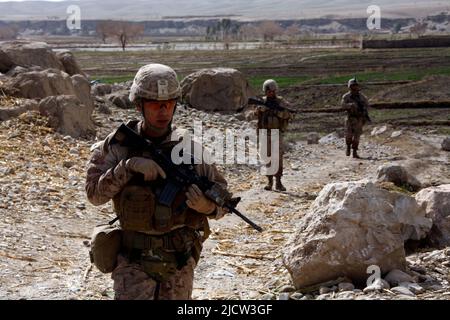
121, 227, 203, 282
89, 223, 122, 273
140, 253, 179, 282
113, 184, 155, 233
259, 112, 289, 131
113, 182, 210, 234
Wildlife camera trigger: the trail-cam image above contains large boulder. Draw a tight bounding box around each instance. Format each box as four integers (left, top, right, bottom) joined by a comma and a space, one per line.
0, 49, 14, 73
0, 41, 63, 71
181, 68, 254, 111
376, 163, 422, 191
71, 74, 94, 113
91, 83, 112, 96
56, 50, 86, 77
415, 185, 450, 248
283, 181, 432, 289
3, 68, 75, 99
105, 90, 132, 109
0, 99, 39, 121
39, 95, 95, 138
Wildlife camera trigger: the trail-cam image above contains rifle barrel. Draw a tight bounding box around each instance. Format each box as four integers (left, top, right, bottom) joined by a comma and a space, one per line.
227, 206, 263, 232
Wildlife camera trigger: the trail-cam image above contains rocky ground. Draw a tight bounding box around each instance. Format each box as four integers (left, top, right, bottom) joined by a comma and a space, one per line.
0, 101, 449, 300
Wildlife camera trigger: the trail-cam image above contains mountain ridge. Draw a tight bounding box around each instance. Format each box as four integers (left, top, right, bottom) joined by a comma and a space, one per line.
0, 0, 448, 21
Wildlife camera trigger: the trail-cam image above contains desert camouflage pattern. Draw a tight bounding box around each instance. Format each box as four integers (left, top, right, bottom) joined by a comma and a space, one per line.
85, 120, 228, 300
129, 63, 181, 103
341, 92, 370, 150
85, 120, 227, 222
112, 254, 196, 300
255, 95, 292, 178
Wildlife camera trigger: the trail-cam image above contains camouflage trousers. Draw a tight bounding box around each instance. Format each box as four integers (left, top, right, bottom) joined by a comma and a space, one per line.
259, 129, 284, 178
345, 117, 365, 150
111, 254, 196, 300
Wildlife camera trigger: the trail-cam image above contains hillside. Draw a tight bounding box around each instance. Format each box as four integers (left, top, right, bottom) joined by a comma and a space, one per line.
0, 0, 448, 21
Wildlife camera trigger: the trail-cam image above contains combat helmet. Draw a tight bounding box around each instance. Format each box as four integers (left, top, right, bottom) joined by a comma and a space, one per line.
348, 77, 359, 88
263, 79, 279, 93
129, 63, 181, 103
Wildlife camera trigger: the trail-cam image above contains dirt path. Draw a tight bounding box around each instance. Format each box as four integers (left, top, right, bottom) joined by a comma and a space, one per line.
0, 106, 448, 300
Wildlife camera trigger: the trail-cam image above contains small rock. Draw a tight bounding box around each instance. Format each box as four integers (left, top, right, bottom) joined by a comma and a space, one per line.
399, 282, 424, 294
278, 293, 290, 300
384, 269, 415, 287
316, 294, 331, 300
391, 286, 415, 297
319, 132, 340, 145
247, 291, 260, 299
278, 285, 296, 293
63, 161, 75, 168
363, 278, 390, 293
0, 167, 15, 175
290, 292, 303, 300
69, 148, 79, 155
336, 291, 356, 300
97, 104, 112, 115
338, 282, 355, 292
319, 286, 332, 294
260, 293, 275, 300
391, 131, 403, 138
307, 132, 320, 145
371, 125, 388, 136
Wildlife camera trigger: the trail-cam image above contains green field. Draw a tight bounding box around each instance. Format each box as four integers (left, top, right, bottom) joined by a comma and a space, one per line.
75, 47, 450, 136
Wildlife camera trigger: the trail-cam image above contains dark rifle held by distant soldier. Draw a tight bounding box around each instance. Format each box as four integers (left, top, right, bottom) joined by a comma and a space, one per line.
351, 94, 372, 124
248, 97, 298, 113
109, 123, 263, 232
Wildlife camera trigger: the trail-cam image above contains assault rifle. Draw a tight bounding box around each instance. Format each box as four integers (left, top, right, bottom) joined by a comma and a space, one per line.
110, 123, 263, 232
248, 97, 298, 113
351, 94, 372, 124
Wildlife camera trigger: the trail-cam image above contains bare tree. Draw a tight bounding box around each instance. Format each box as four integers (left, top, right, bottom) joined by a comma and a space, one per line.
258, 20, 284, 41
391, 22, 402, 34
110, 21, 145, 51
410, 21, 428, 38
240, 24, 259, 41
96, 20, 115, 43
285, 23, 301, 41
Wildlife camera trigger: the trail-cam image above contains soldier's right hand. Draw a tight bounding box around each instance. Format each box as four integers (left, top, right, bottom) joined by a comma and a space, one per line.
125, 157, 167, 181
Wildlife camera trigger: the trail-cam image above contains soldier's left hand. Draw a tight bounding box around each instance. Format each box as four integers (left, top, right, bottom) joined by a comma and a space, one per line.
186, 184, 216, 215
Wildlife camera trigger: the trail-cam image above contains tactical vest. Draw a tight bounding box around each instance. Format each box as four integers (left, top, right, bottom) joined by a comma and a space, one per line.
347, 94, 367, 119
111, 121, 210, 237
257, 98, 290, 131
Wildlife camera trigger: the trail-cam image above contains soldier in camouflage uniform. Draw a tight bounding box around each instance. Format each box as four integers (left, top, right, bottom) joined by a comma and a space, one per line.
255, 79, 293, 191
341, 78, 371, 159
85, 64, 229, 300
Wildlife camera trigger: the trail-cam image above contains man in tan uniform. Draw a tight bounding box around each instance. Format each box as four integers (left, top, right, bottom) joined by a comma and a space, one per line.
85, 64, 229, 300
255, 79, 293, 191
341, 78, 371, 159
